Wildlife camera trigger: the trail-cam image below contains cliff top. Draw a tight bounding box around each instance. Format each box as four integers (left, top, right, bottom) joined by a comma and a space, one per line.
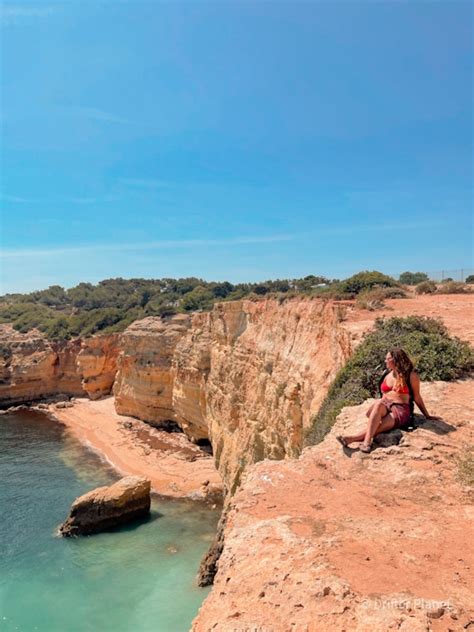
193, 378, 474, 631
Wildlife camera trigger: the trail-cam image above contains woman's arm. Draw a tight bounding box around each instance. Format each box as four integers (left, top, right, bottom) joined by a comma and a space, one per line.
410, 372, 433, 418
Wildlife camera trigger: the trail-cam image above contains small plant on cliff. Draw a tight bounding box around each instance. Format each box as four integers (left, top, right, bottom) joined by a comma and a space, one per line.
303, 316, 474, 446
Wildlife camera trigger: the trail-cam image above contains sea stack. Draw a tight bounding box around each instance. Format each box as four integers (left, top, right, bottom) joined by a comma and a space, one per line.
59, 476, 151, 537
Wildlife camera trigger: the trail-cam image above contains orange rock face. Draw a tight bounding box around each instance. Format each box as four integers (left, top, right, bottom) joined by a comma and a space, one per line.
113, 314, 192, 424
200, 299, 352, 494
114, 300, 353, 494
191, 379, 474, 631
0, 324, 119, 406
77, 333, 120, 399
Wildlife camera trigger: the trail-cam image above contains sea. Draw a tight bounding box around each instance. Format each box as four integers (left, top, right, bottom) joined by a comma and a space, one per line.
0, 409, 220, 632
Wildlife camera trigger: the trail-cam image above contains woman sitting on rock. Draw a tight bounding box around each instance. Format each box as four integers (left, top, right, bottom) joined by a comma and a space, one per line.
337, 348, 434, 453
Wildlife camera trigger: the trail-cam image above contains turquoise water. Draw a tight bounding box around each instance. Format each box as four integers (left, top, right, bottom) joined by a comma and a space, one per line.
0, 411, 219, 632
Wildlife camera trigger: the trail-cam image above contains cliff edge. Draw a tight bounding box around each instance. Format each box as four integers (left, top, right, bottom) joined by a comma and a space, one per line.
191, 379, 474, 631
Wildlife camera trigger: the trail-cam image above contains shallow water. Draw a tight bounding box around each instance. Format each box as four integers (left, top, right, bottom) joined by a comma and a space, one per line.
0, 410, 219, 632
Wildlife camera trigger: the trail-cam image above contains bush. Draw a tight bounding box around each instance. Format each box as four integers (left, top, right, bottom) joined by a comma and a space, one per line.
415, 281, 437, 295
399, 271, 429, 285
436, 282, 471, 295
356, 287, 407, 311
303, 316, 474, 446
337, 271, 398, 297
466, 275, 474, 285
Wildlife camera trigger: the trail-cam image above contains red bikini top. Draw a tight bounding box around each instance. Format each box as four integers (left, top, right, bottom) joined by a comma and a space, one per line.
381, 375, 410, 394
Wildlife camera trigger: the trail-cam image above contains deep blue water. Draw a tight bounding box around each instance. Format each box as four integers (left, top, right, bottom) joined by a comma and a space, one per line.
0, 410, 219, 632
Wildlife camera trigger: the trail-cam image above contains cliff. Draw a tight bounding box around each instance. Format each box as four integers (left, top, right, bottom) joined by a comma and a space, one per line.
191, 379, 474, 631
0, 324, 119, 406
113, 314, 192, 424
113, 299, 353, 494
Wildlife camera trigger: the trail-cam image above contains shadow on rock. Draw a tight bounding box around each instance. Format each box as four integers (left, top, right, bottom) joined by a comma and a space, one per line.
412, 414, 457, 435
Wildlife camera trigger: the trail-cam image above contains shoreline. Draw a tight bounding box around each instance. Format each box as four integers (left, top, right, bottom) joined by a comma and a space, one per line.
36, 396, 223, 502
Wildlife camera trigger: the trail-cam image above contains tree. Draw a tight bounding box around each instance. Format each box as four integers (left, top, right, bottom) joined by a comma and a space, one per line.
399, 271, 429, 285
466, 275, 474, 284
338, 271, 397, 296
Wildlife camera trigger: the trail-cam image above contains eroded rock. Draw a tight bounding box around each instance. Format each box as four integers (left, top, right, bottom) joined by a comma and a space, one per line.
59, 476, 151, 537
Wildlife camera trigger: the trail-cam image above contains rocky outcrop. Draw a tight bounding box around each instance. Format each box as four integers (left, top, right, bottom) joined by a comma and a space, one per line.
59, 476, 151, 536
77, 334, 120, 399
113, 315, 192, 425
191, 379, 474, 631
0, 324, 119, 407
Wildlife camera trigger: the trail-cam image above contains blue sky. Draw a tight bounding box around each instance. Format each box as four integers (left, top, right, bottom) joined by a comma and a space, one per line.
1, 1, 472, 294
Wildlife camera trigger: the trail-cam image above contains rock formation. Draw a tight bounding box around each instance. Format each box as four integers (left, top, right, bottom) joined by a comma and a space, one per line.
77, 333, 120, 399
0, 324, 119, 407
113, 315, 192, 424
59, 476, 151, 536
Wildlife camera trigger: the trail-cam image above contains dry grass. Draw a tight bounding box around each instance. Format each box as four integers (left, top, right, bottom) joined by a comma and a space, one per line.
455, 446, 474, 487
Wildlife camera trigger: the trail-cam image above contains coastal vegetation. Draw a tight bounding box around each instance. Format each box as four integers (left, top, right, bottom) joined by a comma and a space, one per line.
0, 271, 389, 340
303, 316, 474, 446
1, 270, 471, 340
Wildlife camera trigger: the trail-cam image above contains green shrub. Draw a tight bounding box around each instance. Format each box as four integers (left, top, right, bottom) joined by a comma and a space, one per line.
415, 281, 437, 295
466, 275, 474, 285
303, 316, 474, 446
399, 271, 429, 285
337, 271, 398, 297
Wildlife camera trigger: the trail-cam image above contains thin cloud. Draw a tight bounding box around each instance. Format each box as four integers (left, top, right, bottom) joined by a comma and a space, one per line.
0, 5, 57, 25
0, 235, 294, 259
312, 220, 445, 236
2, 194, 117, 205
2, 195, 38, 203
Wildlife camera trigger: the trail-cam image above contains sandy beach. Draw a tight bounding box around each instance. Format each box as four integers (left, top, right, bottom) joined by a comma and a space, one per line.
44, 396, 223, 501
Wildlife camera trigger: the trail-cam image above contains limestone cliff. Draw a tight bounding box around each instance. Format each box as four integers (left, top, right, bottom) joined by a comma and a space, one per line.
77, 333, 121, 399
191, 379, 474, 631
0, 324, 119, 406
113, 314, 192, 424
184, 299, 351, 494
113, 299, 353, 493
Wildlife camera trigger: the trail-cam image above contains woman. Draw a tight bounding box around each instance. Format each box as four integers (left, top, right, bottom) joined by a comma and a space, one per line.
336, 348, 435, 453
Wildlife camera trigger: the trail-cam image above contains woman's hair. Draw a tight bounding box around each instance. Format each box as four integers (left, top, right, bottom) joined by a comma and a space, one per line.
389, 348, 414, 392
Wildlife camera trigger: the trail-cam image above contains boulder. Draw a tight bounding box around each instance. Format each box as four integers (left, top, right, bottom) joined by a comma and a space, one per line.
59, 476, 151, 537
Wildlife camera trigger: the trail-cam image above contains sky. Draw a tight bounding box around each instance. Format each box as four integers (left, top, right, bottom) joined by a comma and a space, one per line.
0, 0, 473, 294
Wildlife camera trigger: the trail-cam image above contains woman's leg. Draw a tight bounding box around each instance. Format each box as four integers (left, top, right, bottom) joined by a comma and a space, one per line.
343, 415, 396, 444
342, 401, 396, 445
363, 400, 392, 446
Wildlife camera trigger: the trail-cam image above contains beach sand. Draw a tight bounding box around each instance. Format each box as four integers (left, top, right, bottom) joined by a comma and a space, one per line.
45, 396, 223, 501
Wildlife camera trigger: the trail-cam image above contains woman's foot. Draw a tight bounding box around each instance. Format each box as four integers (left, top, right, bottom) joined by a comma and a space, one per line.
360, 442, 372, 453
336, 435, 349, 448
